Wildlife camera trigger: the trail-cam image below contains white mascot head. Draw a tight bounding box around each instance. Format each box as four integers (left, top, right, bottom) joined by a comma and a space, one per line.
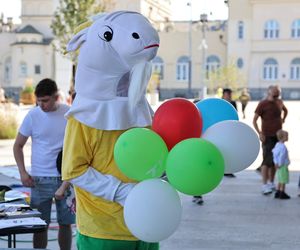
66, 11, 160, 130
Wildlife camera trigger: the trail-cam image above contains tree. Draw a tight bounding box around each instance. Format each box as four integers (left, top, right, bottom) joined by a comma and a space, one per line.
51, 0, 113, 91
206, 62, 246, 97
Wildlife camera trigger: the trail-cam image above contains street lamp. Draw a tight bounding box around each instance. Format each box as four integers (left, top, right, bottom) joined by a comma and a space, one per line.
199, 13, 208, 99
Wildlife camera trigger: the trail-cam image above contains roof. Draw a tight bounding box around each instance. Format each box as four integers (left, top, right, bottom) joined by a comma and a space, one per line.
16, 25, 42, 34
11, 38, 53, 46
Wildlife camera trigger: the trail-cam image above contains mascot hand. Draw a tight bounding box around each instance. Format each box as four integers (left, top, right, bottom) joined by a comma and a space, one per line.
114, 182, 135, 206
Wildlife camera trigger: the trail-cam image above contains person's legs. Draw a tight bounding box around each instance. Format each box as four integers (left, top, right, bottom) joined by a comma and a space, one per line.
261, 165, 272, 194
279, 183, 284, 192
261, 165, 268, 185
58, 224, 73, 250
274, 186, 281, 198
279, 183, 290, 199
261, 137, 277, 194
56, 183, 75, 250
276, 166, 290, 199
33, 229, 48, 248
30, 177, 54, 248
192, 195, 204, 205
242, 104, 246, 118
269, 166, 276, 184
261, 165, 272, 195
279, 166, 290, 199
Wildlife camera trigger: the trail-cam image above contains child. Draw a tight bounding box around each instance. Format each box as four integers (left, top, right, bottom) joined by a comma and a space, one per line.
272, 129, 290, 199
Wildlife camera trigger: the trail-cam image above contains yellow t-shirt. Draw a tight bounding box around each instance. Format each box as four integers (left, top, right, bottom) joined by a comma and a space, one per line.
62, 116, 137, 240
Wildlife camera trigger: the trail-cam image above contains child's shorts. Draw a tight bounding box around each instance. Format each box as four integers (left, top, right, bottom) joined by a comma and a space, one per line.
276, 165, 289, 184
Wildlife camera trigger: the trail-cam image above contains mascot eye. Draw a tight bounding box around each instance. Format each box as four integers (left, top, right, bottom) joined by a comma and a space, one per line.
98, 26, 113, 42
132, 32, 140, 39
104, 31, 113, 41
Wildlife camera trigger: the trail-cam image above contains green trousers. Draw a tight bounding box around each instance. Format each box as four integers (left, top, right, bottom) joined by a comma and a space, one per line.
77, 232, 159, 250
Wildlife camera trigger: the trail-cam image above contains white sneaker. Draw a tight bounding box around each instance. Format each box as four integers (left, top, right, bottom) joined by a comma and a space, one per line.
262, 184, 272, 195
268, 182, 276, 191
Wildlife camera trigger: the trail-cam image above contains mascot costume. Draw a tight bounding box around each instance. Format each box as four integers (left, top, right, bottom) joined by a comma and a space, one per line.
62, 11, 160, 249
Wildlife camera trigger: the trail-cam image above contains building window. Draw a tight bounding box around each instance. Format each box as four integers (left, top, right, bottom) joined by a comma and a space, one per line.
263, 58, 278, 80
206, 55, 220, 79
291, 19, 300, 38
290, 58, 300, 80
176, 56, 189, 81
152, 56, 164, 80
19, 62, 27, 77
238, 21, 244, 39
264, 20, 279, 39
237, 58, 244, 68
4, 57, 12, 82
35, 65, 41, 74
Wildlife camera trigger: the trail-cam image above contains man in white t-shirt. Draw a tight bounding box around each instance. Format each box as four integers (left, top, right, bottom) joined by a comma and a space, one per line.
13, 78, 75, 249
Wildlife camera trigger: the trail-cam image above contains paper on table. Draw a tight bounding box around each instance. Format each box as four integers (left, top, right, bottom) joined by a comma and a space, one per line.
2, 190, 28, 202
0, 217, 46, 229
0, 203, 30, 214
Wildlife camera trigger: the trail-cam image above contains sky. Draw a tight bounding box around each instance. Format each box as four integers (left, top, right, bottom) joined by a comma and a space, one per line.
0, 0, 228, 24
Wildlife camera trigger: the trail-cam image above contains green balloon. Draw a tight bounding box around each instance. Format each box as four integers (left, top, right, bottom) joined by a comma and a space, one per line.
114, 128, 168, 181
166, 138, 224, 195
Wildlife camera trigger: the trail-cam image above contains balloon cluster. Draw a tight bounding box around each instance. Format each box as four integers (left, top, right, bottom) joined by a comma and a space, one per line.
114, 97, 260, 243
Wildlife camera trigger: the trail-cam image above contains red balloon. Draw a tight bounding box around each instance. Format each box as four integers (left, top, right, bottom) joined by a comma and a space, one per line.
152, 98, 203, 151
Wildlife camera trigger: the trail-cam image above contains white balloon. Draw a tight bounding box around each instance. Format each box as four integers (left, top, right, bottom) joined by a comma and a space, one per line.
124, 179, 182, 242
202, 120, 260, 173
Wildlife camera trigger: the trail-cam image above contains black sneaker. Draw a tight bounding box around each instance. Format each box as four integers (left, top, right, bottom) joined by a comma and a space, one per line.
192, 196, 204, 205
274, 190, 281, 199
224, 173, 236, 178
279, 192, 290, 199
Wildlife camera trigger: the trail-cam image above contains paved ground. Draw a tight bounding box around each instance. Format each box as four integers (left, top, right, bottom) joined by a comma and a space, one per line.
1, 101, 300, 250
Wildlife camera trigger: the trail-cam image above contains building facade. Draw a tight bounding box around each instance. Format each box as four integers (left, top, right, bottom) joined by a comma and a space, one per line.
227, 0, 300, 99
0, 0, 72, 102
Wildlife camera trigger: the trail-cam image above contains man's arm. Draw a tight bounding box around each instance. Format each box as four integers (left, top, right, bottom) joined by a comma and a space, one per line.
13, 133, 34, 187
55, 181, 71, 200
282, 102, 288, 123
253, 113, 265, 142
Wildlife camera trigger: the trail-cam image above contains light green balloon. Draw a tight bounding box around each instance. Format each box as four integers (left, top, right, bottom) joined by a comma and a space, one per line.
166, 138, 224, 195
114, 128, 168, 181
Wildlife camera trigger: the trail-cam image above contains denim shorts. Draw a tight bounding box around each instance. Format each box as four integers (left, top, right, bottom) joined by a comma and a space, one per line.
30, 176, 75, 225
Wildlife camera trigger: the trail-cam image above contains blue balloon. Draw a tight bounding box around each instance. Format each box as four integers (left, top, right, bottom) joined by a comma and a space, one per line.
195, 98, 239, 133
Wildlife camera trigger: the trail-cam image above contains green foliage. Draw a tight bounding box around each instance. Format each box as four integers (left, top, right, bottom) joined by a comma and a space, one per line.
22, 85, 34, 94
51, 0, 112, 62
0, 103, 18, 139
206, 62, 246, 96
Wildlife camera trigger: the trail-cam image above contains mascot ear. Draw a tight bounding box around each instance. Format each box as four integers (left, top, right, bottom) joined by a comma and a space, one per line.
66, 27, 89, 52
